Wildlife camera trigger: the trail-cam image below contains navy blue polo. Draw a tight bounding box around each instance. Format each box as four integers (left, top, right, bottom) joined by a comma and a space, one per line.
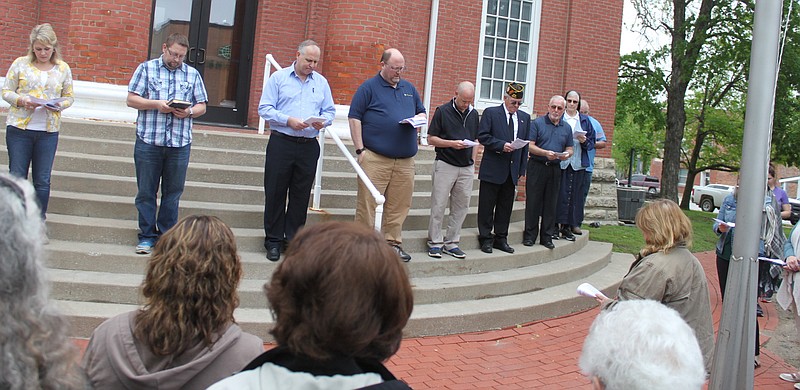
529, 114, 572, 162
349, 73, 426, 158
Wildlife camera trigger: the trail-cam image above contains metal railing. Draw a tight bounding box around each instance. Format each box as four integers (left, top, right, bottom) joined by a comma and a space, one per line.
259, 54, 385, 230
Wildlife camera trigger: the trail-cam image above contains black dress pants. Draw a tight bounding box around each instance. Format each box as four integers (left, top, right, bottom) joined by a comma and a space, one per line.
524, 160, 561, 244
477, 175, 516, 244
263, 133, 320, 250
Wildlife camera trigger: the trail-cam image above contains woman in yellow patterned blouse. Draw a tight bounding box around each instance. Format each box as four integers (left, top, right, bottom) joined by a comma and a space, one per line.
2, 23, 74, 218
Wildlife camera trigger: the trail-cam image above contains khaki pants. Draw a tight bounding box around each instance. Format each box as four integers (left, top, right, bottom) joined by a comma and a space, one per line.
355, 150, 415, 244
427, 160, 474, 249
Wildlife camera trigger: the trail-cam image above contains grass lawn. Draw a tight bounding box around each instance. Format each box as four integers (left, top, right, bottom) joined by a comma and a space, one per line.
585, 209, 718, 255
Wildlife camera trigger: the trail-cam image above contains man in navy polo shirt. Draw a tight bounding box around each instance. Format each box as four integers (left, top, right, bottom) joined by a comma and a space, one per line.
523, 95, 573, 249
349, 48, 426, 262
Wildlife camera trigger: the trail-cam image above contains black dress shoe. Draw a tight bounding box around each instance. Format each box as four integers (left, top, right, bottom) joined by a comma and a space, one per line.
480, 241, 493, 253
542, 241, 555, 250
522, 239, 534, 247
493, 240, 515, 253
392, 244, 411, 262
571, 226, 583, 235
266, 247, 280, 262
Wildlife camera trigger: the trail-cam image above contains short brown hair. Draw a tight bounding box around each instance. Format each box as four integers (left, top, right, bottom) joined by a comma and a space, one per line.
635, 199, 693, 257
135, 215, 242, 356
267, 221, 413, 361
164, 32, 189, 49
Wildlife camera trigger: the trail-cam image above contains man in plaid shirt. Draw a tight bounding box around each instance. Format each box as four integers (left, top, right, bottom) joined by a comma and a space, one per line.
126, 33, 208, 254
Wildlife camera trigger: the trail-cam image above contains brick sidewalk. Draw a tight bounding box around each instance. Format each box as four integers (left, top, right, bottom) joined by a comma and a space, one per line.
71, 251, 797, 389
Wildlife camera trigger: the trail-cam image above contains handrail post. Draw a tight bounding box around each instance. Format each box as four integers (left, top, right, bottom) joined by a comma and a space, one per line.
312, 128, 326, 210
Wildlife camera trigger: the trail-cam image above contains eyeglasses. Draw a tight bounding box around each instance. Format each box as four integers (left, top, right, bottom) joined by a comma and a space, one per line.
385, 65, 406, 73
566, 99, 579, 104
165, 47, 187, 60
550, 105, 565, 111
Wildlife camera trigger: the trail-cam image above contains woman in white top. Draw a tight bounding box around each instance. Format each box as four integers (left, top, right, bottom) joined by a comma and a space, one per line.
2, 23, 74, 218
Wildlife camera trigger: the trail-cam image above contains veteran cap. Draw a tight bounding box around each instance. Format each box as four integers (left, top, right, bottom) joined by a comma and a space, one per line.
506, 82, 524, 99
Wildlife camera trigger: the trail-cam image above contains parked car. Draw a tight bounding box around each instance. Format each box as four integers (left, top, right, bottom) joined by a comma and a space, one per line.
691, 184, 735, 212
789, 198, 800, 225
618, 174, 661, 195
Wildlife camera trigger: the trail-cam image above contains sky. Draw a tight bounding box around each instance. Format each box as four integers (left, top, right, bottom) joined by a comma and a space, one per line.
620, 0, 669, 54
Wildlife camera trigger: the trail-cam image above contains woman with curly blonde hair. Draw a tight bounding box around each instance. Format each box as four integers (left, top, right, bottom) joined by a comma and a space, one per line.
0, 173, 87, 389
82, 215, 263, 389
596, 199, 714, 374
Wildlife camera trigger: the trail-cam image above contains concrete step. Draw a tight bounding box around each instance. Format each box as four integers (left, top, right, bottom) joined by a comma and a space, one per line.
44, 210, 532, 252
44, 234, 589, 279
46, 241, 609, 309
56, 251, 631, 340
46, 190, 512, 229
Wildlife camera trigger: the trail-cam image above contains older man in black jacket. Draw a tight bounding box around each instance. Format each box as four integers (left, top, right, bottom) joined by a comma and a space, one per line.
476, 83, 531, 254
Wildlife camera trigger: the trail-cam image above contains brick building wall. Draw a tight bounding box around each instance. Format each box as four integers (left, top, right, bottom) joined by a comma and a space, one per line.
0, 0, 623, 150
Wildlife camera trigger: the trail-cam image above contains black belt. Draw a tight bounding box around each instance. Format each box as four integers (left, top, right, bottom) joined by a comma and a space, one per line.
271, 131, 316, 143
531, 158, 560, 166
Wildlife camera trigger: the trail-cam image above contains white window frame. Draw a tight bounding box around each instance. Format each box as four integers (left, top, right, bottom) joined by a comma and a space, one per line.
475, 0, 542, 111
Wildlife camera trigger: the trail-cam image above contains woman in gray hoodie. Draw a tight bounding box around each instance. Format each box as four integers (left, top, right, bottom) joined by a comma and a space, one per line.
82, 215, 263, 389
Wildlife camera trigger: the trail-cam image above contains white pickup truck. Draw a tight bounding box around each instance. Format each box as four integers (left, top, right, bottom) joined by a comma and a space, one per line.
691, 184, 735, 212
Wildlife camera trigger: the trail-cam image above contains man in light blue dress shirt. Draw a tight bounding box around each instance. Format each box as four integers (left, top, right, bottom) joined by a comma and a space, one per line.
258, 40, 336, 261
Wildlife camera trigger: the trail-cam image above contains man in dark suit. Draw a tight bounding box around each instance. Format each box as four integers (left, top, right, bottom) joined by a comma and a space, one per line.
476, 83, 531, 254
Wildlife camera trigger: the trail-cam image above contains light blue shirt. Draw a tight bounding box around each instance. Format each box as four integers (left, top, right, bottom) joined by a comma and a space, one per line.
128, 56, 208, 147
586, 116, 606, 172
258, 62, 336, 138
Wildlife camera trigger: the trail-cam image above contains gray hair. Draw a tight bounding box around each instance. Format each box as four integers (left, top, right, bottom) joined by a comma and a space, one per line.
0, 174, 87, 388
298, 39, 319, 54
579, 300, 705, 390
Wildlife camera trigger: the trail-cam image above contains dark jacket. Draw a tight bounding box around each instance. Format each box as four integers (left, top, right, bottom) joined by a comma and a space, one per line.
477, 104, 531, 185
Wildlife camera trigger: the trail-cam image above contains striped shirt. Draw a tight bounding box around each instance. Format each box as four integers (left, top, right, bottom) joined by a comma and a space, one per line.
128, 56, 208, 147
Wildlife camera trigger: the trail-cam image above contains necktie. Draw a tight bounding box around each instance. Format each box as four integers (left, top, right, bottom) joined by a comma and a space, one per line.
508, 113, 515, 140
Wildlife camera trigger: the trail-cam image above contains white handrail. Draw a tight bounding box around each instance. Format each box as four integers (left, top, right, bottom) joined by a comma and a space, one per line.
258, 54, 284, 135
259, 53, 385, 231
314, 128, 386, 231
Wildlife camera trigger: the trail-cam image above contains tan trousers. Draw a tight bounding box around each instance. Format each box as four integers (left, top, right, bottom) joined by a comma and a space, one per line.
355, 150, 415, 244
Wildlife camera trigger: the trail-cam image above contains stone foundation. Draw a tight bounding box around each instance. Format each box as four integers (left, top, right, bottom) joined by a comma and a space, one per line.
585, 157, 620, 225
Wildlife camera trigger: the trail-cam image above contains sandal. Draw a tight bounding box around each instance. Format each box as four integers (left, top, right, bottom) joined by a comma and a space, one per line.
780, 372, 800, 383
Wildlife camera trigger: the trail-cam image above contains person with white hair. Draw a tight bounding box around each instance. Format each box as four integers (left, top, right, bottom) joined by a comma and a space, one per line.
579, 299, 706, 390
0, 173, 88, 388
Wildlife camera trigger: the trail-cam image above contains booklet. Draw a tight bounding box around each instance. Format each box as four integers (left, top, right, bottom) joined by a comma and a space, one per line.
573, 129, 587, 137
510, 138, 529, 150
399, 116, 427, 128
577, 282, 608, 299
462, 139, 479, 147
712, 218, 735, 228
302, 116, 327, 126
167, 99, 192, 109
28, 96, 67, 110
758, 257, 787, 266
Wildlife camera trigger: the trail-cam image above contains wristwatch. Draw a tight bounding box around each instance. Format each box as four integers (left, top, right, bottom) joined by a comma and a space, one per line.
355, 148, 366, 155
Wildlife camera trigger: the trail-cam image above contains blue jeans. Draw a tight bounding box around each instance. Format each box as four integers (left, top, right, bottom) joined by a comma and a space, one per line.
6, 125, 59, 217
134, 137, 190, 241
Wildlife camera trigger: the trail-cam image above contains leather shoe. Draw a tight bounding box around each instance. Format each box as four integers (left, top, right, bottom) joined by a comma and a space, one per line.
522, 239, 534, 247
392, 244, 411, 262
542, 241, 555, 250
571, 226, 583, 235
266, 247, 280, 262
480, 241, 493, 253
493, 240, 515, 253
